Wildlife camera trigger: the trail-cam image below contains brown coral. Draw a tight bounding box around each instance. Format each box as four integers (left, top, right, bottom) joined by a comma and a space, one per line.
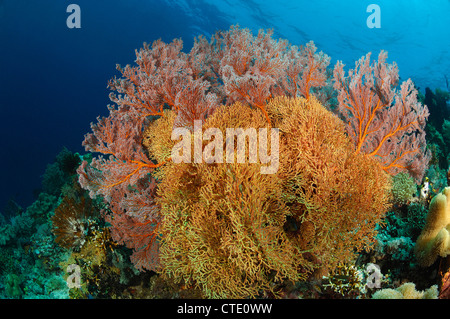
156, 102, 307, 298
269, 96, 391, 271
152, 96, 391, 298
51, 196, 98, 250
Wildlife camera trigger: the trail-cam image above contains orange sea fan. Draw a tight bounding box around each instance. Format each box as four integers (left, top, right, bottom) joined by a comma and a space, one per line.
267, 96, 392, 272
333, 51, 430, 182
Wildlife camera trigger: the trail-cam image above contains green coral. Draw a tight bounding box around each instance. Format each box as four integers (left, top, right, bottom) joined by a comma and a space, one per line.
26, 192, 58, 222
5, 274, 23, 298
406, 203, 427, 240
442, 119, 450, 141
42, 147, 82, 196
0, 223, 16, 246
366, 206, 427, 282
0, 211, 33, 246
0, 193, 58, 247
0, 247, 18, 276
391, 172, 417, 206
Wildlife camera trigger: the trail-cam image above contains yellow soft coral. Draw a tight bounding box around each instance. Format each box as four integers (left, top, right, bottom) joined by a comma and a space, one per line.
268, 96, 391, 271
372, 282, 438, 299
156, 97, 391, 298
158, 102, 306, 298
143, 109, 177, 164
415, 187, 450, 267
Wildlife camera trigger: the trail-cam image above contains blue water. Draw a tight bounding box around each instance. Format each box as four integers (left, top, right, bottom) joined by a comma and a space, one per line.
0, 0, 449, 213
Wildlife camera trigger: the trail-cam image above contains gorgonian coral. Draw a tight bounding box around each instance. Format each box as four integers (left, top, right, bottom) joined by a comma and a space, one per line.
149, 96, 391, 297
76, 25, 428, 298
155, 101, 307, 298
333, 51, 430, 182
77, 25, 330, 273
270, 96, 391, 272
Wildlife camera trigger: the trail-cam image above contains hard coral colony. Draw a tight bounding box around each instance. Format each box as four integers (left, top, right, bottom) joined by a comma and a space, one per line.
77, 25, 431, 298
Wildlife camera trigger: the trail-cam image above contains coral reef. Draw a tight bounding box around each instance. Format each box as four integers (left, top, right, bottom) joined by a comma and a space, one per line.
152, 96, 392, 298
72, 25, 436, 299
2, 25, 442, 300
0, 191, 67, 299
333, 51, 430, 182
77, 25, 332, 274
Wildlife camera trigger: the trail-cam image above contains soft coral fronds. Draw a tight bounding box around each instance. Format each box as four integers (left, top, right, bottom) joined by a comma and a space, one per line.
333, 51, 430, 182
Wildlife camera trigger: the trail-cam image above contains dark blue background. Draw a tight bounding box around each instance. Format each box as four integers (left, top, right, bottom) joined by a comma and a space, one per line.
0, 0, 229, 212
0, 0, 449, 213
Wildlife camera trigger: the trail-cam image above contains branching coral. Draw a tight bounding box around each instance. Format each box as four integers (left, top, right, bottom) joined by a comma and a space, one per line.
156, 102, 307, 298
153, 97, 391, 298
77, 25, 331, 274
0, 207, 38, 246
333, 51, 430, 182
75, 25, 428, 298
270, 96, 391, 272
